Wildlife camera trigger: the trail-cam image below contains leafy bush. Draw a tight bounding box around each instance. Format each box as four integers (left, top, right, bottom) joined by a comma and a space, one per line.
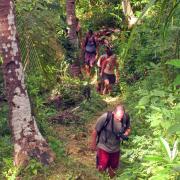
118, 63, 179, 179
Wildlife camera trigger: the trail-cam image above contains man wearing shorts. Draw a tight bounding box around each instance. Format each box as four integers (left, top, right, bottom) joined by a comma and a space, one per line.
100, 50, 119, 94
96, 47, 111, 93
90, 105, 131, 178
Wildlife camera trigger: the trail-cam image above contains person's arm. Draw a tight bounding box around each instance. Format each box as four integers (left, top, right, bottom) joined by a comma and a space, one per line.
124, 114, 131, 136
95, 37, 99, 59
100, 60, 107, 76
90, 113, 107, 150
82, 36, 87, 51
91, 129, 97, 151
124, 128, 131, 136
97, 56, 102, 67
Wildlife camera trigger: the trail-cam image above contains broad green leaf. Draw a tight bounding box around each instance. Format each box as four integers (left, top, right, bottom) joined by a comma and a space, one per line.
166, 59, 180, 68
144, 155, 164, 162
173, 74, 180, 86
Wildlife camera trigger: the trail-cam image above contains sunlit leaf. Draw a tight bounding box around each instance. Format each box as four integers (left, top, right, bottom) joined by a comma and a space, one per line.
166, 59, 180, 68
172, 140, 178, 161
173, 74, 180, 86
160, 137, 171, 161
144, 155, 164, 161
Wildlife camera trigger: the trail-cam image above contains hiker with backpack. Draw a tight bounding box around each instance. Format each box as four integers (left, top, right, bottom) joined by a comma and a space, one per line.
82, 29, 98, 76
90, 105, 131, 178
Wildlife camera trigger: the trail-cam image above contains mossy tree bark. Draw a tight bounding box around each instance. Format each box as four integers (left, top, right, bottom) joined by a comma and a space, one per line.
0, 0, 55, 166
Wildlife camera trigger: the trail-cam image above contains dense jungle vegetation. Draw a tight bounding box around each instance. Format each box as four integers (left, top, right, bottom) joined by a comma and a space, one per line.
0, 0, 179, 179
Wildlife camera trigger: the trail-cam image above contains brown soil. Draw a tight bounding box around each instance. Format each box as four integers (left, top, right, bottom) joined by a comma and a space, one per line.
52, 97, 121, 179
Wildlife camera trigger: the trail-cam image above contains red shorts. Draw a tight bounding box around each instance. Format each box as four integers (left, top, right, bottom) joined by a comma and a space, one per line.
96, 148, 120, 171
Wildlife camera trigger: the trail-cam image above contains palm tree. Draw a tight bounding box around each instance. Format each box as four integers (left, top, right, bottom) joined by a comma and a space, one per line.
66, 0, 78, 48
122, 0, 138, 29
0, 0, 55, 166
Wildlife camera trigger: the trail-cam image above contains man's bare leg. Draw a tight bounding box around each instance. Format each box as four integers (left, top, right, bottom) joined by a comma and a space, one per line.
103, 80, 109, 95
108, 167, 116, 178
85, 64, 91, 76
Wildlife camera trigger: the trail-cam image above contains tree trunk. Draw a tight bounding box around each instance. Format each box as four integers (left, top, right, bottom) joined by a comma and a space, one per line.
122, 0, 138, 29
66, 0, 78, 48
0, 0, 55, 166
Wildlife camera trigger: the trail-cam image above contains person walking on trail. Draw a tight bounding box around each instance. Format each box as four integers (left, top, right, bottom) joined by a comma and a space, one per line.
90, 105, 131, 178
82, 29, 98, 76
100, 50, 119, 95
96, 47, 112, 94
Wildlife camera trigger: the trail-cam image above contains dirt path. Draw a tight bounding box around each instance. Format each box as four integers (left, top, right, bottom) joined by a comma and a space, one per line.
53, 96, 122, 179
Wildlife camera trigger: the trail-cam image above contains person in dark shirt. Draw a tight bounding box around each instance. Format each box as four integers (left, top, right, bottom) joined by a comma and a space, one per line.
82, 29, 98, 76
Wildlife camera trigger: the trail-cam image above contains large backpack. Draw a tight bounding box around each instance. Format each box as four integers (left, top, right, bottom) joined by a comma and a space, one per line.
96, 111, 127, 144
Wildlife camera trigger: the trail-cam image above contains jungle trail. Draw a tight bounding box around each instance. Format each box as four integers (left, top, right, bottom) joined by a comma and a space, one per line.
0, 1, 179, 179
48, 27, 132, 179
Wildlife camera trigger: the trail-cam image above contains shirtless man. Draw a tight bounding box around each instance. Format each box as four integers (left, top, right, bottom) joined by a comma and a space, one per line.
100, 50, 119, 95
96, 47, 111, 93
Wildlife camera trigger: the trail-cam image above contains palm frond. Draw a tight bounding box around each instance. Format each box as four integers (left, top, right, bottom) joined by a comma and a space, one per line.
122, 0, 157, 63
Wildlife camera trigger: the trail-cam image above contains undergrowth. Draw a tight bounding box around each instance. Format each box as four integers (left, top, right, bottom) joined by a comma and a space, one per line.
116, 63, 180, 180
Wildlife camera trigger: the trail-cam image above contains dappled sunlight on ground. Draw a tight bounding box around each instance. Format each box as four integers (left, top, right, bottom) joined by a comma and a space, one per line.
103, 96, 121, 104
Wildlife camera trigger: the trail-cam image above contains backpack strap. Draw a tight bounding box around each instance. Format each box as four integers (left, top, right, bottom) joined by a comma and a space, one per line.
96, 111, 112, 145
85, 36, 96, 47
122, 113, 126, 128
93, 36, 96, 47
112, 113, 127, 140
119, 113, 126, 134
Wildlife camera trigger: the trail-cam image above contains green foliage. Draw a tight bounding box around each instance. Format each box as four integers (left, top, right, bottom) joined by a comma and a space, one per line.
2, 158, 19, 180
0, 0, 179, 179
48, 136, 65, 159
166, 59, 180, 68
118, 62, 179, 179
21, 159, 44, 176
0, 137, 14, 179
16, 0, 68, 85
0, 56, 2, 65
0, 104, 10, 136
77, 0, 123, 30
160, 137, 178, 162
